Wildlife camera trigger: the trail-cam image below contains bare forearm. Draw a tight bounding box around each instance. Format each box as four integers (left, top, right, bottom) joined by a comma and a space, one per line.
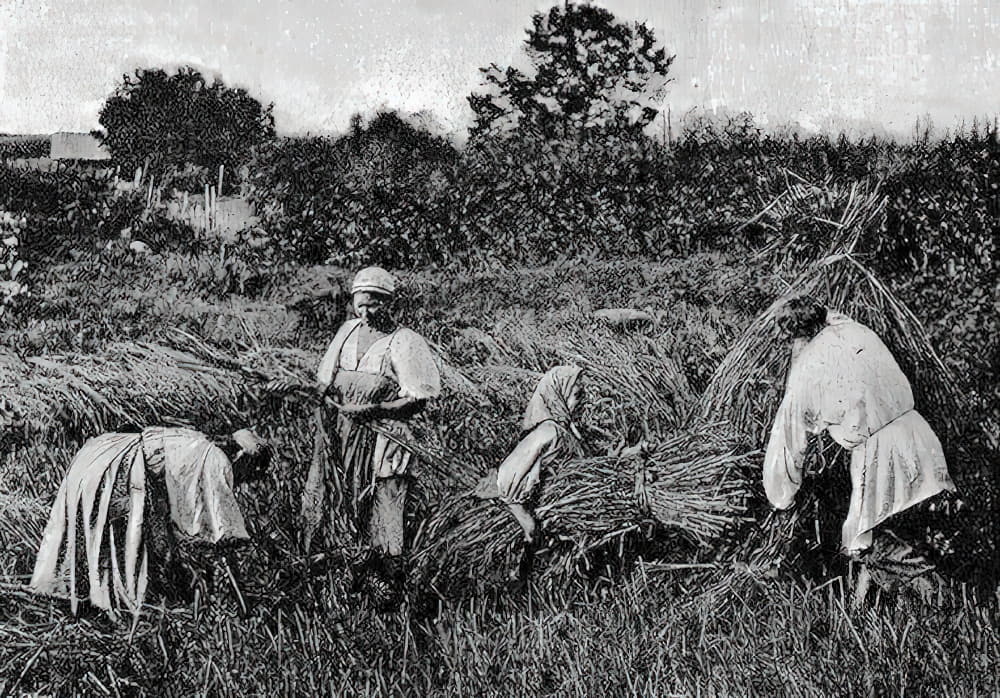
375, 397, 426, 419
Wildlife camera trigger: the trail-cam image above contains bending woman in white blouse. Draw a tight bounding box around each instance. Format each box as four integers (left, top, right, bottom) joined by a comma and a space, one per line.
475, 366, 587, 543
763, 295, 955, 556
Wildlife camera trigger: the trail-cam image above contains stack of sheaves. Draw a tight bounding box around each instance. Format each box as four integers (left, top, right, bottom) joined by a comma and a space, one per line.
695, 187, 1000, 596
410, 425, 755, 595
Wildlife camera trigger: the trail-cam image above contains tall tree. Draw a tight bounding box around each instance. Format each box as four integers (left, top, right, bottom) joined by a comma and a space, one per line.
98, 66, 275, 179
468, 3, 674, 140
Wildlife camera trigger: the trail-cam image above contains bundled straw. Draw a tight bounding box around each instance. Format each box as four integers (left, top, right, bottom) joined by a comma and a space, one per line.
699, 251, 991, 492
555, 332, 695, 439
0, 334, 315, 448
544, 426, 752, 547
410, 498, 524, 596
411, 425, 755, 595
696, 175, 1000, 600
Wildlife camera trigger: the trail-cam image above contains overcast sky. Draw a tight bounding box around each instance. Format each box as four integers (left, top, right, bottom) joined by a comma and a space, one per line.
1, 0, 997, 139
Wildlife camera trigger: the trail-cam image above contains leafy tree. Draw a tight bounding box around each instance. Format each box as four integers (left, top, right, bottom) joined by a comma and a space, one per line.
98, 66, 275, 184
344, 110, 458, 186
468, 2, 674, 141
247, 110, 460, 266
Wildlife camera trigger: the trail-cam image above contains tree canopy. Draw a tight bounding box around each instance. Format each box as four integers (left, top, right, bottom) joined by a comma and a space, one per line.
468, 2, 674, 141
98, 66, 275, 180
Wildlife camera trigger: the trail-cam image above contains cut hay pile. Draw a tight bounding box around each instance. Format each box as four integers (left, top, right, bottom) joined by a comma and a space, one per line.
411, 426, 755, 595
0, 336, 317, 448
695, 178, 1000, 601
1, 311, 754, 604
699, 252, 969, 450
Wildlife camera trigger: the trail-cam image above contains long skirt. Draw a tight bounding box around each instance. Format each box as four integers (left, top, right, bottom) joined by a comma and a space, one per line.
302, 405, 413, 556
370, 477, 408, 557
30, 434, 151, 619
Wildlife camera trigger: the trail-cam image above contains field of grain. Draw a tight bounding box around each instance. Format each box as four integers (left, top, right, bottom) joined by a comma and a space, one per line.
1, 125, 999, 696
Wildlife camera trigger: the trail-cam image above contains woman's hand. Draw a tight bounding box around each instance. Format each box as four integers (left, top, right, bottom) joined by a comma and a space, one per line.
336, 402, 380, 421
608, 439, 651, 459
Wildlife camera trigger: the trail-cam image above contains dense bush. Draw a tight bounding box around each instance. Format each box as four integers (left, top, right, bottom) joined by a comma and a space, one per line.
247, 112, 996, 271
247, 112, 461, 267
0, 163, 118, 260
0, 136, 50, 160
0, 211, 28, 313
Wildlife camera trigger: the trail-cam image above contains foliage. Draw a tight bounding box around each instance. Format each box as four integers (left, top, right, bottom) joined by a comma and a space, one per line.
4, 108, 1000, 695
98, 66, 275, 190
0, 162, 122, 261
0, 211, 28, 313
247, 111, 461, 266
468, 2, 674, 140
0, 135, 50, 160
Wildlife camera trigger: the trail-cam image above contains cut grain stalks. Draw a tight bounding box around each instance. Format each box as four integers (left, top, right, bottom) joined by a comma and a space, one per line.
410, 426, 756, 596
689, 176, 1000, 604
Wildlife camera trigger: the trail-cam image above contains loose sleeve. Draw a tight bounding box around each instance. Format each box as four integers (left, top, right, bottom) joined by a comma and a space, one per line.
762, 390, 811, 509
316, 320, 361, 388
762, 347, 822, 510
497, 422, 560, 505
389, 328, 441, 400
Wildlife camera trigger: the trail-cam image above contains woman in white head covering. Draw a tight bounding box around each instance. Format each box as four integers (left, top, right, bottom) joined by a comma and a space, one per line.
475, 365, 587, 543
304, 266, 441, 596
30, 426, 271, 621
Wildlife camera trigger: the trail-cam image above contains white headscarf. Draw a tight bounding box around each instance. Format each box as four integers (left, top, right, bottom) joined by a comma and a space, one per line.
521, 365, 585, 453
352, 266, 396, 296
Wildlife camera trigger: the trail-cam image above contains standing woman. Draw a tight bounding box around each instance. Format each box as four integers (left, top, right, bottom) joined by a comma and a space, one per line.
303, 266, 440, 596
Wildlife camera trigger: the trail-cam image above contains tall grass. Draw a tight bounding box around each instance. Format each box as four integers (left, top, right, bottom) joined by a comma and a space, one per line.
2, 249, 997, 695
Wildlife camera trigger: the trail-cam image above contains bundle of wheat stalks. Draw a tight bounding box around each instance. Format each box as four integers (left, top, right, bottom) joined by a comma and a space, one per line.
544, 426, 752, 546
699, 252, 968, 448
411, 426, 755, 594
690, 178, 1000, 606
702, 176, 977, 452
0, 334, 316, 448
